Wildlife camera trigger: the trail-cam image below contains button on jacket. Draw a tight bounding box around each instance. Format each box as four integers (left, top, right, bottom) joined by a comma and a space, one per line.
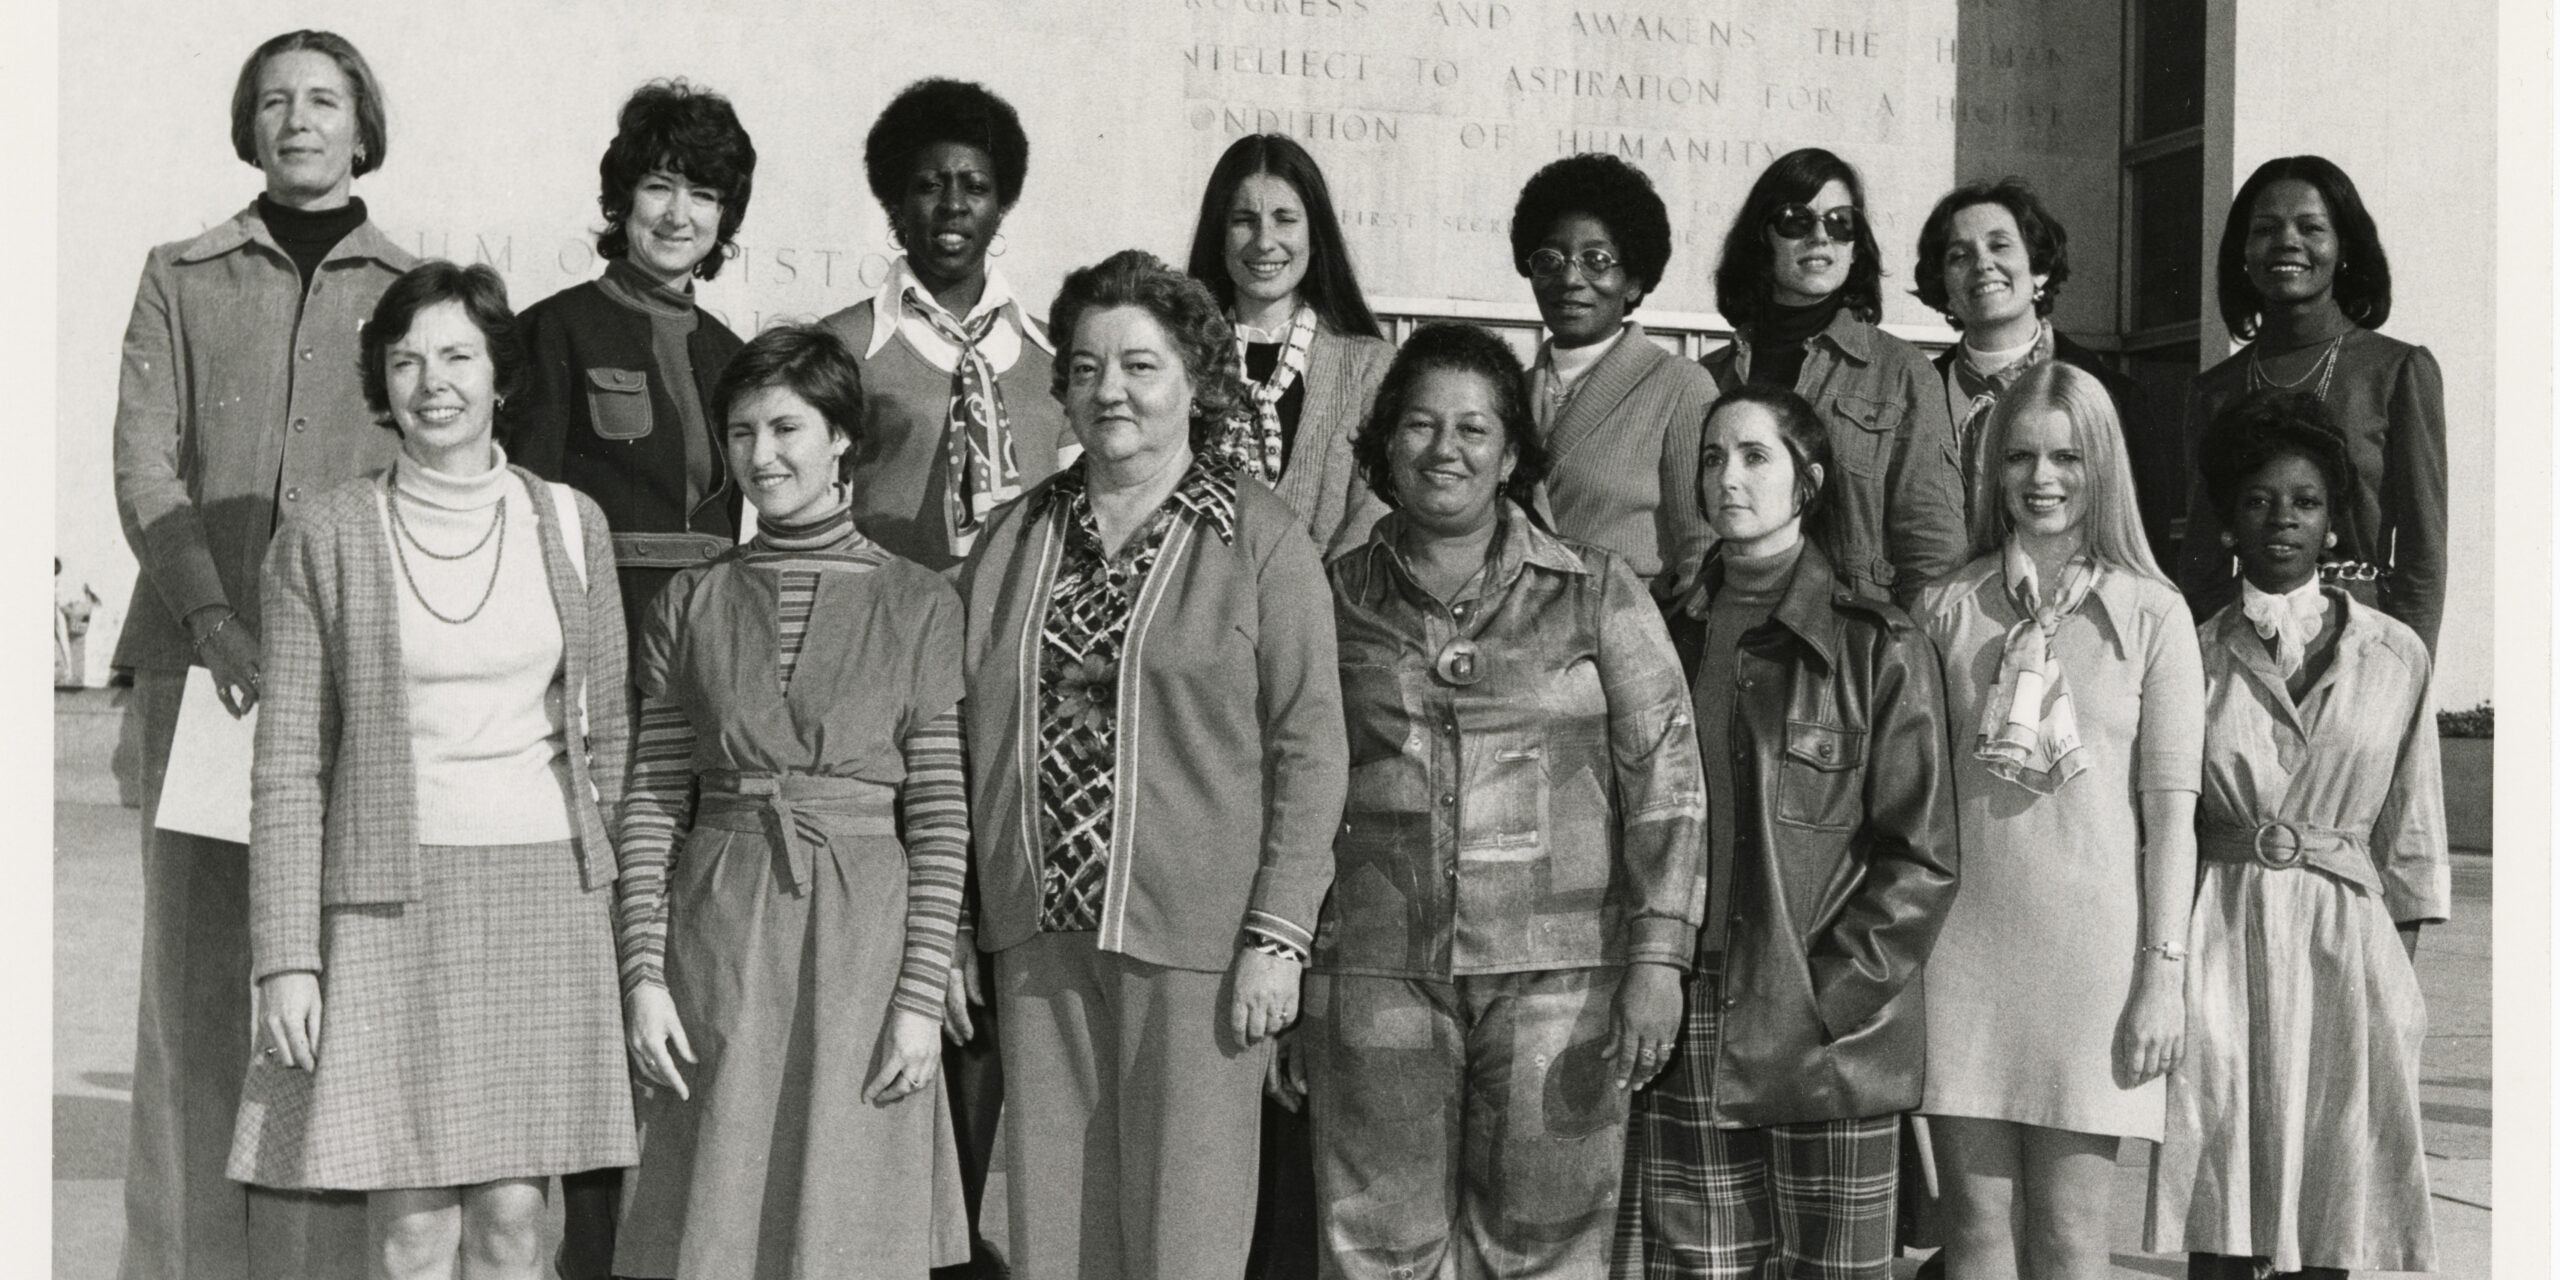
1317, 501, 1707, 979
111, 204, 416, 671
1662, 537, 1961, 1127
1701, 309, 1969, 606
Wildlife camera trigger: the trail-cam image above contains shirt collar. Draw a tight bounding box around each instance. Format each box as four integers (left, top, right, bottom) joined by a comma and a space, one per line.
864, 256, 1050, 359
1809, 304, 1876, 364
1358, 499, 1588, 605
182, 200, 408, 269
1029, 452, 1240, 546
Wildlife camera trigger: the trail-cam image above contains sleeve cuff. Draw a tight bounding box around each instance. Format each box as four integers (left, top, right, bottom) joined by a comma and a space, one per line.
1625, 916, 1697, 971
1243, 910, 1313, 960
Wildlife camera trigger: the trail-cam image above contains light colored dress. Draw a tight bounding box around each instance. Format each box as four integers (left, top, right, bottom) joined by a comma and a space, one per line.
2145, 591, 2449, 1272
1913, 553, 2203, 1140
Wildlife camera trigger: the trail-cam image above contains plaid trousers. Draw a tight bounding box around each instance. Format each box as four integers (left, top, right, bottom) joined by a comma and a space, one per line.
1611, 971, 1900, 1280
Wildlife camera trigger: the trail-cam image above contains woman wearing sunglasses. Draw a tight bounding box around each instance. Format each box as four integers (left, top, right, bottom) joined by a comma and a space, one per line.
1508, 153, 1721, 599
1704, 148, 1967, 606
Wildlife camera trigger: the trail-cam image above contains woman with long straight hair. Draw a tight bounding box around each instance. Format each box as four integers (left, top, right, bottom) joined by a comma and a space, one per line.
1912, 361, 2204, 1280
1184, 133, 1396, 562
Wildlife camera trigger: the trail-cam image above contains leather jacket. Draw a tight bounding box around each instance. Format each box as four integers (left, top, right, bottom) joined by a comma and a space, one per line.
1663, 537, 1961, 1126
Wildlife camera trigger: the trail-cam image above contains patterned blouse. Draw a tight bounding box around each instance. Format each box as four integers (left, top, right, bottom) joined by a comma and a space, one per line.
1031, 456, 1240, 932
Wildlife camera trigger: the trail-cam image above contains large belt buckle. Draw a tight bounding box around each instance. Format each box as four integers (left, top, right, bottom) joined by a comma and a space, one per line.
2251, 820, 2306, 870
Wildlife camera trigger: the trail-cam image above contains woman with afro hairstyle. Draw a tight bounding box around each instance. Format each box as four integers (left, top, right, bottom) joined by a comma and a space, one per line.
820, 77, 1075, 577
1912, 177, 2176, 568
1184, 133, 1396, 561
2146, 390, 2447, 1279
505, 79, 757, 648
2174, 156, 2447, 653
1508, 152, 1721, 598
1704, 147, 1967, 606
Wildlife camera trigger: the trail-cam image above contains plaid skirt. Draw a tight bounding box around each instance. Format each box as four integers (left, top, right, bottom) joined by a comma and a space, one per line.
228, 841, 638, 1190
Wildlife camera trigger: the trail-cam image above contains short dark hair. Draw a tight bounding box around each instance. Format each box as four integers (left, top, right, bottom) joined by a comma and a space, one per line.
230, 30, 388, 178
2218, 155, 2393, 339
864, 78, 1031, 212
1508, 153, 1674, 297
1183, 134, 1383, 340
1714, 147, 1887, 330
2198, 389, 2357, 534
1048, 250, 1247, 443
595, 80, 757, 282
360, 261, 526, 426
1702, 383, 1835, 541
1911, 177, 2072, 326
711, 324, 867, 481
1352, 323, 1550, 516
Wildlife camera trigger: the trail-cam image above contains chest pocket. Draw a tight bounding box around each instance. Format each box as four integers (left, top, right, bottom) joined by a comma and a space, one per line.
1824, 392, 1903, 481
586, 367, 654, 441
1775, 719, 1866, 831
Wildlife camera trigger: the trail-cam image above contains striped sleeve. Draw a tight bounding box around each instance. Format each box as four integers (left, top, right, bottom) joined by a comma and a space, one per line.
893, 707, 969, 1019
613, 696, 699, 995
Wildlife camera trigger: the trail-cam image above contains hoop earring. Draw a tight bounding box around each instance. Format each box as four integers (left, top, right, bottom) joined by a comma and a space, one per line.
989, 232, 1009, 258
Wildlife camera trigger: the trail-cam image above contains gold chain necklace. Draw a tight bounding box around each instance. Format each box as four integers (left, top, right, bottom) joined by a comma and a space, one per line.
388, 489, 508, 625
2246, 332, 2345, 401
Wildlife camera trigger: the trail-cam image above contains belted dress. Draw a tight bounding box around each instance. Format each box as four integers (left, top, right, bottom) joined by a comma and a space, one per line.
2145, 589, 2450, 1273
609, 509, 971, 1277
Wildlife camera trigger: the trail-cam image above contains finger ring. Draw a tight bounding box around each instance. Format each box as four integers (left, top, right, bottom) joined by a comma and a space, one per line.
261, 1046, 278, 1059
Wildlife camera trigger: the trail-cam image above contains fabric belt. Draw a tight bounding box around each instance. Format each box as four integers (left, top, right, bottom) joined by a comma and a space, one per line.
694, 771, 898, 897
2195, 820, 2378, 894
611, 531, 733, 569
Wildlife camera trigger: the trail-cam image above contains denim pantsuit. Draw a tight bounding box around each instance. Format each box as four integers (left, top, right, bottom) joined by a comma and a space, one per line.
1305, 503, 1706, 1279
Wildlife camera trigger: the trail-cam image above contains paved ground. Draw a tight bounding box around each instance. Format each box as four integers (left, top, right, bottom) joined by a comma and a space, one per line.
51, 689, 2494, 1277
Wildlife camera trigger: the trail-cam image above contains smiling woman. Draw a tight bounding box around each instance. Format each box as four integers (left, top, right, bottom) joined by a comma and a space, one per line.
1704, 147, 1966, 606
110, 28, 410, 1279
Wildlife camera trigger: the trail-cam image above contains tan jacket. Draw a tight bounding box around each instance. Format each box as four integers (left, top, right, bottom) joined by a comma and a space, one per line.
111, 203, 415, 671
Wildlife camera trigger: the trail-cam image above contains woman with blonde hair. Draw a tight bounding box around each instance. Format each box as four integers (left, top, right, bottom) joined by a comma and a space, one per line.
1912, 361, 2204, 1280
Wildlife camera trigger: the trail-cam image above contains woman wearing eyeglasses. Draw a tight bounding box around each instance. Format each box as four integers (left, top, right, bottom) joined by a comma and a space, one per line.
1508, 153, 1721, 599
1704, 148, 1967, 606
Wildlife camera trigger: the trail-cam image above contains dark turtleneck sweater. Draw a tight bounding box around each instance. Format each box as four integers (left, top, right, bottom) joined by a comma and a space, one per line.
256, 194, 368, 289
1691, 538, 1805, 962
1746, 293, 1846, 392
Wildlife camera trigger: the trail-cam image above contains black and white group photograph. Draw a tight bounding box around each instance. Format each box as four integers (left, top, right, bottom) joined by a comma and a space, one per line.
30, 0, 2552, 1277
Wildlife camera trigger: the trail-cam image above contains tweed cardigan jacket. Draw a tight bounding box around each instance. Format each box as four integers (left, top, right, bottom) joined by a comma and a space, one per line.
1533, 321, 1720, 594
957, 463, 1349, 972
111, 203, 415, 672
1266, 320, 1396, 559
248, 466, 628, 982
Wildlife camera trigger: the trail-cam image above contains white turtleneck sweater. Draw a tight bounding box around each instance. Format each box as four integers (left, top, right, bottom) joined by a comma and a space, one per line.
378, 444, 573, 845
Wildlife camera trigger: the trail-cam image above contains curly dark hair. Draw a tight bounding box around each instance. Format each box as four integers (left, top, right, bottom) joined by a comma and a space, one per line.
2217, 155, 2393, 339
360, 261, 526, 428
1048, 250, 1247, 444
863, 78, 1030, 212
1352, 324, 1550, 516
2198, 389, 2358, 535
594, 80, 757, 281
1183, 134, 1383, 340
1508, 153, 1674, 297
230, 30, 389, 179
711, 324, 868, 481
1701, 382, 1835, 543
1911, 177, 2071, 326
1713, 147, 1886, 330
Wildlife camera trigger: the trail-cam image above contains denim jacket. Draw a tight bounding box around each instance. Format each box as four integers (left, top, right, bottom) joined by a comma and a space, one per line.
1701, 309, 1968, 606
1314, 501, 1707, 979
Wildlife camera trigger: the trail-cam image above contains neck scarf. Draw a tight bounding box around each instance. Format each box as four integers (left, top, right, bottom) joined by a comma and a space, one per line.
904, 285, 1020, 556
1975, 540, 2096, 794
2240, 577, 2327, 677
1217, 303, 1317, 482
1949, 320, 2054, 493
